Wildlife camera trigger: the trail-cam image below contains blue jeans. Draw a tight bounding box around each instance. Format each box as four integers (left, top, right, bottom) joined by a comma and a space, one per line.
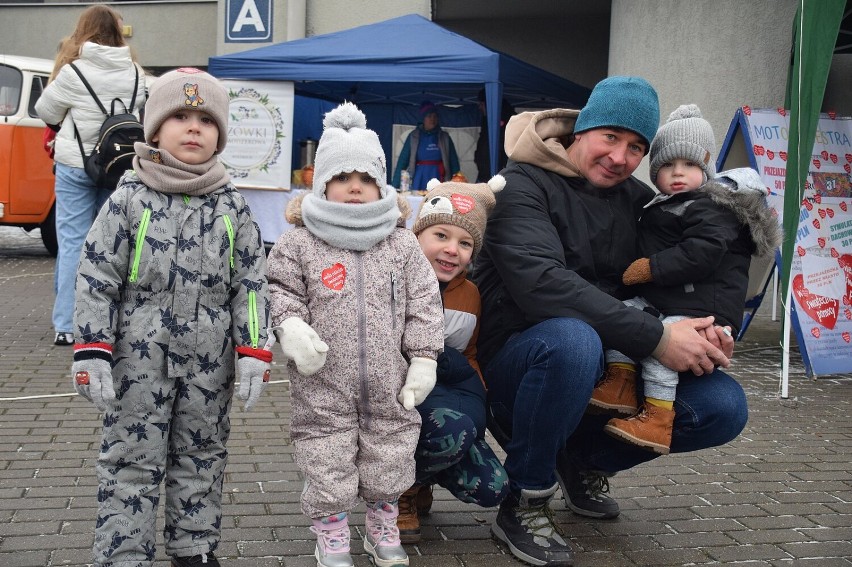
52, 163, 112, 334
484, 317, 748, 492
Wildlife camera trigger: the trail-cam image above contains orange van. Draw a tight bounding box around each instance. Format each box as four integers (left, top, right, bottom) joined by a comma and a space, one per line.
0, 54, 57, 255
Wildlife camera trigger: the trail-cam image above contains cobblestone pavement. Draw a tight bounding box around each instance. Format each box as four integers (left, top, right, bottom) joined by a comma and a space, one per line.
1, 226, 850, 566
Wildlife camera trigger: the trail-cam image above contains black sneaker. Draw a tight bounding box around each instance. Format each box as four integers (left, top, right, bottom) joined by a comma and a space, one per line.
491, 484, 574, 566
54, 332, 74, 346
555, 447, 619, 519
171, 552, 220, 567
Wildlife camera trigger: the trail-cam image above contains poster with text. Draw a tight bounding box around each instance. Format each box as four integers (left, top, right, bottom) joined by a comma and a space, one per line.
219, 80, 293, 191
722, 107, 851, 375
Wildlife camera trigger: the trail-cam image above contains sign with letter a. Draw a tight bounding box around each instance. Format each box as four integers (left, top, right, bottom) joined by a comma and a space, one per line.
226, 0, 272, 42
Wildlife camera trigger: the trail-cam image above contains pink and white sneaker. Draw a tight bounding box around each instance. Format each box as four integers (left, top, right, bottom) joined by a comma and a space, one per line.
310, 512, 353, 567
363, 501, 408, 567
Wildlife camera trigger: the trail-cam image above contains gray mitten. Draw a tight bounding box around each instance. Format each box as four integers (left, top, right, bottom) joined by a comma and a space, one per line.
236, 355, 271, 411
275, 317, 329, 376
398, 357, 438, 410
72, 358, 114, 412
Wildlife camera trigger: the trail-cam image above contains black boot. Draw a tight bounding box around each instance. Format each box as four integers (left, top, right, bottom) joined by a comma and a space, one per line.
171, 552, 220, 567
555, 447, 620, 519
491, 484, 574, 566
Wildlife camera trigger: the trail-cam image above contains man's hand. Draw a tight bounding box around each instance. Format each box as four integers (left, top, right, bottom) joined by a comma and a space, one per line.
698, 324, 735, 359
656, 316, 730, 375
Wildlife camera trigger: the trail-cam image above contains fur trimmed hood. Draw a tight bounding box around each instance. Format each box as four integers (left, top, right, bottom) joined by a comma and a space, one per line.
701, 173, 782, 257
285, 192, 412, 228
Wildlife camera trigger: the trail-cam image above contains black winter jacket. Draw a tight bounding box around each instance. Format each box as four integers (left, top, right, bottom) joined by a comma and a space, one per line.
473, 161, 664, 367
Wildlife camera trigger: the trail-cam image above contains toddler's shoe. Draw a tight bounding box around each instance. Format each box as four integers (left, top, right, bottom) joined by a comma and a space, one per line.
588, 364, 638, 416
604, 404, 675, 454
170, 552, 220, 566
54, 331, 74, 346
364, 501, 409, 566
311, 513, 354, 567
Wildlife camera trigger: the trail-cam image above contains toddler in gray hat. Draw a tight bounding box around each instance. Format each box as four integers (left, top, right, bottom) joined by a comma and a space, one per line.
590, 104, 781, 455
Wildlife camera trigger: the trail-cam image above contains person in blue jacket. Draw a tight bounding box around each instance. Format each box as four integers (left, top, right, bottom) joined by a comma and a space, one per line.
392, 100, 460, 190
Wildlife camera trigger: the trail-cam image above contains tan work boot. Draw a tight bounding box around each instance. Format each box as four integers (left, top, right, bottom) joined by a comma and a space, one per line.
397, 485, 421, 543
603, 404, 676, 454
589, 364, 639, 416
416, 484, 433, 515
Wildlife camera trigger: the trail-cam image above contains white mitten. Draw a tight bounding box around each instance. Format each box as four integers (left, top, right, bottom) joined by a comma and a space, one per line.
72, 358, 114, 412
398, 357, 438, 410
276, 317, 329, 376
236, 355, 271, 411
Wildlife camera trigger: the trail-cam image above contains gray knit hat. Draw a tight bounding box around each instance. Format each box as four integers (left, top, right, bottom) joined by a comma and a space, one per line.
649, 104, 716, 183
312, 102, 388, 197
144, 67, 230, 153
413, 175, 505, 257
574, 76, 660, 151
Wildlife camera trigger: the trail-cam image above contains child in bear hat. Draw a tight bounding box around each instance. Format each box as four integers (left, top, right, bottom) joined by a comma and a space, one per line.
393, 175, 510, 543
590, 104, 781, 455
71, 67, 272, 567
266, 101, 443, 567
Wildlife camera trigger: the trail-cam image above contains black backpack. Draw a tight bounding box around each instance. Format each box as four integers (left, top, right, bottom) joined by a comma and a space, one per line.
69, 63, 144, 190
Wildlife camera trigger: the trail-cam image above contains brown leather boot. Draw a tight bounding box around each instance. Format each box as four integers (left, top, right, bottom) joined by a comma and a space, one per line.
416, 483, 433, 515
397, 485, 421, 543
603, 404, 676, 454
589, 364, 639, 416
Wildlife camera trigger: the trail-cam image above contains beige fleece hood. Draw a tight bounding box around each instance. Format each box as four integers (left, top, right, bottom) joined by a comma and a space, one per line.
504, 108, 582, 178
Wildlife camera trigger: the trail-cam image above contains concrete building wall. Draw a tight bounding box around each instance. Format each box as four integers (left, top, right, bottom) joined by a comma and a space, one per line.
306, 0, 429, 35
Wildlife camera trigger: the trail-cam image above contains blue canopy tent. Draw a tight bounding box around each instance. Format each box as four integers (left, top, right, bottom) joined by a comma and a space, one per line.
208, 14, 591, 181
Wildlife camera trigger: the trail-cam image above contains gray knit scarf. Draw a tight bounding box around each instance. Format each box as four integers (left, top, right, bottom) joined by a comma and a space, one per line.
301, 190, 400, 251
132, 142, 231, 196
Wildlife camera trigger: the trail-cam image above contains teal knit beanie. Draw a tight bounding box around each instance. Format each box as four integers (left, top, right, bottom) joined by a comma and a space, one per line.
574, 76, 660, 151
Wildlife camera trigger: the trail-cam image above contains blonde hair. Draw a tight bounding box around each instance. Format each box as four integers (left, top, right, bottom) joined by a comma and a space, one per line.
50, 5, 136, 81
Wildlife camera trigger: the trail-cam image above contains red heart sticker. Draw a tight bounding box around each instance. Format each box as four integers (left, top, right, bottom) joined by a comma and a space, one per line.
812, 159, 821, 170
777, 107, 787, 117
767, 150, 775, 160
779, 151, 788, 161
821, 150, 829, 161
818, 237, 826, 248
743, 106, 752, 116
450, 193, 476, 214
321, 263, 346, 291
812, 219, 821, 230
262, 369, 271, 382
846, 308, 852, 320
831, 248, 840, 258
845, 163, 851, 174
797, 245, 806, 257
793, 274, 839, 330
75, 371, 90, 385
803, 199, 813, 211
811, 327, 821, 339
753, 145, 765, 156
818, 208, 826, 219
843, 332, 851, 343
846, 153, 852, 163
814, 194, 822, 204
830, 153, 838, 164
840, 201, 848, 212
827, 208, 834, 218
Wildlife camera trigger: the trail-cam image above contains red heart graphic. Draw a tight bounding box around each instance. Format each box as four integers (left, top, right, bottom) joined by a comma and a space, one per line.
743, 105, 752, 116
779, 151, 788, 161
846, 153, 852, 163
818, 208, 826, 219
811, 327, 821, 339
843, 332, 851, 343
754, 145, 765, 156
828, 110, 837, 119
821, 150, 829, 160
767, 150, 775, 160
840, 201, 848, 212
812, 159, 821, 170
827, 208, 834, 218
830, 154, 838, 164
845, 163, 851, 174
321, 263, 346, 291
814, 194, 822, 204
450, 193, 476, 214
797, 245, 806, 257
839, 254, 852, 278
846, 309, 852, 320
818, 237, 826, 248
803, 199, 813, 211
793, 275, 838, 330
812, 219, 821, 230
831, 248, 840, 258
777, 107, 787, 116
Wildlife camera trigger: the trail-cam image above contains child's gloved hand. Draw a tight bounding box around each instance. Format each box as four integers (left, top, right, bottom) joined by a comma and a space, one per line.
72, 358, 114, 412
398, 357, 437, 410
236, 353, 272, 411
622, 257, 652, 285
276, 317, 329, 376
